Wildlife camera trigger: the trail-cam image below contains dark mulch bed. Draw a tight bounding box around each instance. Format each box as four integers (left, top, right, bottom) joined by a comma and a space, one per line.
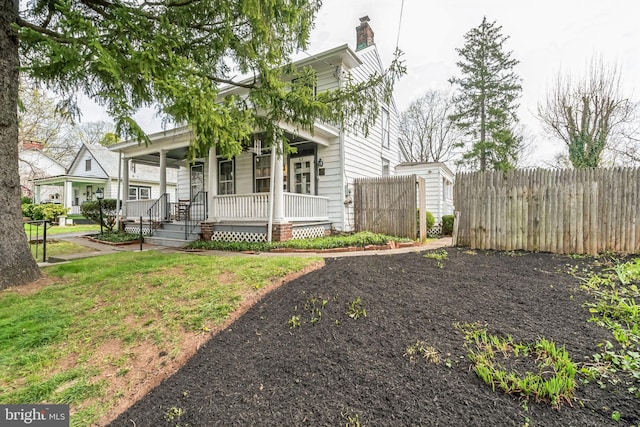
108, 248, 639, 426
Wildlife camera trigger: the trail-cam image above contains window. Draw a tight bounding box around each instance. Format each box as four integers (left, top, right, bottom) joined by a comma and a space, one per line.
218, 159, 234, 195
382, 158, 390, 177
128, 185, 151, 200
85, 159, 92, 171
86, 185, 93, 201
254, 154, 271, 193
381, 107, 390, 149
254, 154, 287, 193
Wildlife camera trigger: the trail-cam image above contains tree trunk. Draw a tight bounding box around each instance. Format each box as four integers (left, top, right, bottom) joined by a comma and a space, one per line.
0, 0, 42, 288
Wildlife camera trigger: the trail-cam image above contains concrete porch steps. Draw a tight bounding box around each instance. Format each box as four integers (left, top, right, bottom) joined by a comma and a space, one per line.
146, 222, 201, 248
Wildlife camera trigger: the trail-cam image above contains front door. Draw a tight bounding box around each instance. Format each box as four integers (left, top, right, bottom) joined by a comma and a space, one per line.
290, 155, 315, 195
190, 163, 204, 202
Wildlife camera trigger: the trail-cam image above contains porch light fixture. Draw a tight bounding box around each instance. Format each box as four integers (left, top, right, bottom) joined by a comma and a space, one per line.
318, 158, 324, 167
95, 188, 104, 235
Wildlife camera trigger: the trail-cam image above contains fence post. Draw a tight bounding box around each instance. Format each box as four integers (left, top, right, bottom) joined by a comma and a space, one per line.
42, 220, 47, 263
139, 216, 143, 251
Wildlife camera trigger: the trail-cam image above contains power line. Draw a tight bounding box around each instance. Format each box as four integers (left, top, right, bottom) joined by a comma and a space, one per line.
395, 0, 405, 50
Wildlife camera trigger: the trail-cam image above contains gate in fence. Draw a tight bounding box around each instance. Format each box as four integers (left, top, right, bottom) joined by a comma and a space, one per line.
353, 175, 426, 240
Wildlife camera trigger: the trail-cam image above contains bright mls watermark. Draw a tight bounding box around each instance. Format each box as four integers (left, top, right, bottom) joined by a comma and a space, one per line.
1, 405, 69, 426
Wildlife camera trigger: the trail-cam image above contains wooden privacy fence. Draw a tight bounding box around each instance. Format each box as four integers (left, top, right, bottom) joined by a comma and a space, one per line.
454, 168, 640, 255
354, 175, 426, 240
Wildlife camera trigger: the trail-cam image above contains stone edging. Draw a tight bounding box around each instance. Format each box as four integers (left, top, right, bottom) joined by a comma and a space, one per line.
87, 236, 142, 246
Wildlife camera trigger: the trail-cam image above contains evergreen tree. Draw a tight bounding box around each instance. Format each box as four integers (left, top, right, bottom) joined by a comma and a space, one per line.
449, 17, 522, 171
1, 0, 404, 288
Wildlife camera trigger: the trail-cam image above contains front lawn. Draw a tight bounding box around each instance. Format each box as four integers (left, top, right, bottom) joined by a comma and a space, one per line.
0, 252, 322, 426
30, 240, 94, 260
24, 223, 101, 237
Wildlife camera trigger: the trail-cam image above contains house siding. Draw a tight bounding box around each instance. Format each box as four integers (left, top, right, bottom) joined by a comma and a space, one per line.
68, 149, 109, 178
396, 163, 455, 224
338, 46, 401, 231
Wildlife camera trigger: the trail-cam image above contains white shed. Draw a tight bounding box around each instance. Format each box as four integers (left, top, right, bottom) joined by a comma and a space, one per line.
395, 162, 454, 226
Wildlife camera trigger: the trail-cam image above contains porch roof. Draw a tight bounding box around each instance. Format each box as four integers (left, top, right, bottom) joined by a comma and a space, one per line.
110, 122, 339, 167
31, 175, 109, 186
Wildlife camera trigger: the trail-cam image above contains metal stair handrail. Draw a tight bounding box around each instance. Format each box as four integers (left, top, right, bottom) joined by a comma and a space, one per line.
147, 193, 170, 236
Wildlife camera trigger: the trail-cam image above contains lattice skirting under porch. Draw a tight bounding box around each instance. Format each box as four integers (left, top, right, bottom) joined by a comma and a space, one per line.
123, 224, 153, 235
428, 225, 442, 238
291, 225, 326, 240
212, 230, 267, 243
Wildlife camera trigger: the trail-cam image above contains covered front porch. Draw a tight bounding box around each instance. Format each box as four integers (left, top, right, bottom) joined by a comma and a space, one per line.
112, 124, 338, 243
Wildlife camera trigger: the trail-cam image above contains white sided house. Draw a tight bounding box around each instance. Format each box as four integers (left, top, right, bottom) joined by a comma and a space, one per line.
110, 17, 401, 246
396, 162, 454, 230
19, 141, 66, 202
31, 143, 177, 215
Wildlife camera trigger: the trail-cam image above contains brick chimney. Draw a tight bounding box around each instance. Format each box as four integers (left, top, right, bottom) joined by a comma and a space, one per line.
22, 140, 44, 151
355, 16, 374, 51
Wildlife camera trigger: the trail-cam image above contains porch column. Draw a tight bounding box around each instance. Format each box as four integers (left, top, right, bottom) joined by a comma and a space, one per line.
122, 157, 129, 217
159, 149, 167, 197
64, 180, 73, 211
34, 185, 41, 204
273, 142, 285, 223
207, 146, 217, 221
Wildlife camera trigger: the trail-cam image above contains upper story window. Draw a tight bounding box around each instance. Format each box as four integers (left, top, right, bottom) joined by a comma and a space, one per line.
218, 159, 234, 195
381, 107, 390, 149
85, 159, 92, 171
382, 158, 390, 177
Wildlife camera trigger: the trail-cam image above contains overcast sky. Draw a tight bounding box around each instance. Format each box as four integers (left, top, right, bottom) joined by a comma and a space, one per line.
82, 0, 639, 166
307, 0, 639, 165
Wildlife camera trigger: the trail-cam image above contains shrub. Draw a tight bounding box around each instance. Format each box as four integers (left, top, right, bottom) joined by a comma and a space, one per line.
21, 203, 34, 218
21, 196, 32, 204
81, 199, 119, 232
25, 204, 69, 221
442, 215, 455, 235
416, 209, 435, 233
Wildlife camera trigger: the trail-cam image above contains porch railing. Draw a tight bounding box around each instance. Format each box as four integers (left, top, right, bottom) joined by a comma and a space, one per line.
184, 191, 208, 239
210, 193, 328, 222
284, 193, 329, 221
147, 193, 170, 235
125, 199, 157, 219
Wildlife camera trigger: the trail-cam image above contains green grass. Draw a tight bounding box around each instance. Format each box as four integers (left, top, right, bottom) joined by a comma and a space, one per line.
24, 223, 101, 237
0, 251, 321, 426
30, 240, 94, 260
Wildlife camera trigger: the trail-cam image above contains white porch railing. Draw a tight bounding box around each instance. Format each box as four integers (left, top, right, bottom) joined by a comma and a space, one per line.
69, 205, 81, 215
211, 193, 328, 222
124, 199, 157, 219
283, 193, 329, 221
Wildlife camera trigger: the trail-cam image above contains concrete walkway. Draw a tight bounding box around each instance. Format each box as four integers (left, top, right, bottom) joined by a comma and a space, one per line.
39, 235, 452, 267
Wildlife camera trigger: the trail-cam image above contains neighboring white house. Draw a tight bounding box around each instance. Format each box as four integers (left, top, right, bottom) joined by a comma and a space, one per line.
110, 17, 401, 243
31, 143, 177, 215
396, 162, 455, 226
19, 141, 66, 202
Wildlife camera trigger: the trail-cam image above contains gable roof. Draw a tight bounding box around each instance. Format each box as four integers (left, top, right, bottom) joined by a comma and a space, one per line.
66, 143, 117, 176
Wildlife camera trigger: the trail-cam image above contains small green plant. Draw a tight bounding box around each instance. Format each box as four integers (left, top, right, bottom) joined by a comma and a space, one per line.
611, 410, 621, 422
456, 322, 577, 408
404, 340, 439, 364
288, 315, 301, 329
424, 249, 448, 261
346, 297, 366, 320
342, 410, 364, 427
164, 406, 184, 421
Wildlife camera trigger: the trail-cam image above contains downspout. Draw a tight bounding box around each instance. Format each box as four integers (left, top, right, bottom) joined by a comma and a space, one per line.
338, 65, 347, 232
115, 152, 122, 231
267, 139, 276, 242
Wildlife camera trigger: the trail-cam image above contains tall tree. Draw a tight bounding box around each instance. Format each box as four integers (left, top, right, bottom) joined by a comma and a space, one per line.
398, 90, 460, 164
1, 0, 404, 288
449, 17, 522, 171
537, 58, 638, 168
